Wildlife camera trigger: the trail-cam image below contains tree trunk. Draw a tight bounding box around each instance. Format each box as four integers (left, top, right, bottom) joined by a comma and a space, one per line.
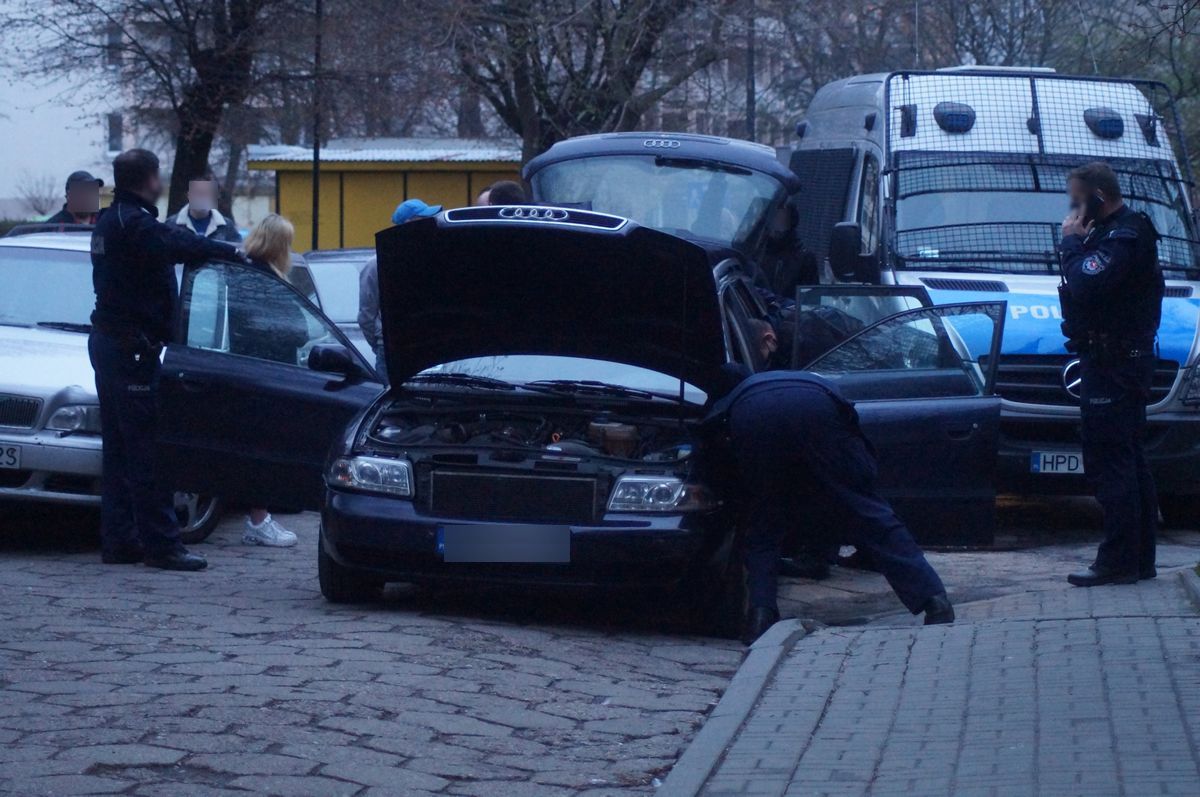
167, 89, 225, 215
222, 138, 245, 222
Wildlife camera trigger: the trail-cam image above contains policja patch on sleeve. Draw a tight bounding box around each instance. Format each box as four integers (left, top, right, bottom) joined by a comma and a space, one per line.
1081, 253, 1108, 275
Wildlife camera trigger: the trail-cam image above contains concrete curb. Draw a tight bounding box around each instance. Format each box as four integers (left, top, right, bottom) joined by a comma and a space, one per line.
1177, 566, 1200, 612
657, 619, 809, 797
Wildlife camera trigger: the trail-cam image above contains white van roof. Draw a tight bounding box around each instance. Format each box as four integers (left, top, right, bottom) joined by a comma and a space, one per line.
799, 70, 1184, 171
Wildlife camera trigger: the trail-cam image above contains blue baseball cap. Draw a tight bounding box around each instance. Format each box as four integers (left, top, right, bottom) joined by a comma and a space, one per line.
392, 198, 442, 225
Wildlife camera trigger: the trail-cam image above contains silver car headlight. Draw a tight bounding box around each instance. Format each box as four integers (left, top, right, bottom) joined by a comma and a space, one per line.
328, 455, 413, 497
607, 475, 713, 513
46, 404, 103, 434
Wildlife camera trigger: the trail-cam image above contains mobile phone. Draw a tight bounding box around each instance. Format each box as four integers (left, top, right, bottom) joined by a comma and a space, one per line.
1084, 192, 1104, 223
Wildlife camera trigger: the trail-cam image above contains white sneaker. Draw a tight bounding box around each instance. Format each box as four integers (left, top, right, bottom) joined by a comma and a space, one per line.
242, 515, 299, 547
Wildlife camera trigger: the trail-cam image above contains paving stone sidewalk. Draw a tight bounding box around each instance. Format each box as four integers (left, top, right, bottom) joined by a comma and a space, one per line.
676, 572, 1200, 797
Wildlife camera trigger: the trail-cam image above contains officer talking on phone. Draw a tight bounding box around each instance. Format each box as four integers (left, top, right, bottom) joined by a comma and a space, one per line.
1058, 161, 1163, 587
90, 149, 240, 570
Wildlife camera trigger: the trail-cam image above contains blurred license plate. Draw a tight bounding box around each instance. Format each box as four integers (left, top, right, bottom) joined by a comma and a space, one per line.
1031, 451, 1084, 474
0, 445, 20, 469
439, 524, 570, 563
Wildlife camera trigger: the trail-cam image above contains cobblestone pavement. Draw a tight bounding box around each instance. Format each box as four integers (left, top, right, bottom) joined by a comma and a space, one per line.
698, 573, 1200, 797
0, 510, 743, 796
4, 499, 1198, 796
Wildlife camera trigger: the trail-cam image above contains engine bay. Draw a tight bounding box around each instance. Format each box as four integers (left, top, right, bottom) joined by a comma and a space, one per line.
369, 405, 695, 462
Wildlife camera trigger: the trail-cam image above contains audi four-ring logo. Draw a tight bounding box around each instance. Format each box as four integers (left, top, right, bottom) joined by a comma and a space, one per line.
643, 138, 681, 148
1062, 359, 1083, 400
498, 206, 569, 221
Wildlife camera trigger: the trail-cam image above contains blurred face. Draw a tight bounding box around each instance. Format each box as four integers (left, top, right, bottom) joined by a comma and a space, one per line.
66, 182, 100, 214
1066, 177, 1105, 214
187, 180, 218, 215
143, 170, 164, 203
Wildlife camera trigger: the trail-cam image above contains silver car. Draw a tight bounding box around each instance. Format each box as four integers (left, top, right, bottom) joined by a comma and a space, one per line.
0, 230, 221, 540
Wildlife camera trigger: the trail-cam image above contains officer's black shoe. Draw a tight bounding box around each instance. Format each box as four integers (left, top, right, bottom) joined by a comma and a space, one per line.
143, 549, 208, 571
742, 607, 781, 646
922, 593, 955, 625
1066, 566, 1138, 587
778, 556, 831, 581
101, 546, 144, 565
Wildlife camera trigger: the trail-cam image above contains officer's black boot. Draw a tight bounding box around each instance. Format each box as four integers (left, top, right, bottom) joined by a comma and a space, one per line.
742, 607, 780, 645
1067, 566, 1138, 587
922, 593, 954, 625
144, 548, 208, 571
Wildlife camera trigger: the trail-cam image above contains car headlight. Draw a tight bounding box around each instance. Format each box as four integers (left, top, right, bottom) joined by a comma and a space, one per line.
46, 404, 103, 434
328, 455, 413, 497
607, 475, 713, 513
1183, 366, 1200, 406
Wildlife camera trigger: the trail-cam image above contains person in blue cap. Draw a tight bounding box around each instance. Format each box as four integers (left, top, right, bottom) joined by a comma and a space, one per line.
357, 199, 442, 381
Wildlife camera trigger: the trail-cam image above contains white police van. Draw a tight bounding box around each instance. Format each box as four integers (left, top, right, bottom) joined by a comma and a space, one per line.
789, 67, 1200, 525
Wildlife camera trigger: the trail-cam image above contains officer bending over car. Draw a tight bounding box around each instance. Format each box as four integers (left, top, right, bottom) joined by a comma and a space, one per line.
1058, 161, 1163, 587
90, 149, 240, 571
706, 349, 954, 644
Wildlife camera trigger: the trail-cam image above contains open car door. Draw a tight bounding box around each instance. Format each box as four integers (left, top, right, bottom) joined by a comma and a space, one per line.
157, 260, 383, 510
798, 287, 1006, 544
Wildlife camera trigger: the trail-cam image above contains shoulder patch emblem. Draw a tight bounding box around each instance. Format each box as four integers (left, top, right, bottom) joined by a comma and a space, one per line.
1081, 255, 1106, 275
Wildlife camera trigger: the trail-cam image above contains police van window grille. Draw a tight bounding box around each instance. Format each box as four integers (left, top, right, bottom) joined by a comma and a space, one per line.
788, 148, 855, 263
883, 73, 1199, 277
895, 222, 1061, 272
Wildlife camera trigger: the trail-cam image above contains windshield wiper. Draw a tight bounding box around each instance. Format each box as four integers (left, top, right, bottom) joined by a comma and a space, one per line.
524, 379, 667, 400
37, 321, 92, 333
405, 373, 515, 391
653, 156, 752, 176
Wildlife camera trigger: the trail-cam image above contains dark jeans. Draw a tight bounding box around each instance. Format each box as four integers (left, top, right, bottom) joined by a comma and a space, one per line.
1079, 352, 1157, 575
89, 330, 181, 557
727, 381, 945, 614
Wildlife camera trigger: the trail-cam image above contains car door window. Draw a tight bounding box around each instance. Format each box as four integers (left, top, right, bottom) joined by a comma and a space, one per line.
806, 302, 1006, 400
181, 263, 342, 368
792, 285, 932, 368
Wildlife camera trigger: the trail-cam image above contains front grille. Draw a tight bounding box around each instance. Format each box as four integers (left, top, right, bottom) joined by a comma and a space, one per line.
429, 470, 599, 524
0, 469, 32, 488
0, 395, 41, 428
987, 355, 1178, 406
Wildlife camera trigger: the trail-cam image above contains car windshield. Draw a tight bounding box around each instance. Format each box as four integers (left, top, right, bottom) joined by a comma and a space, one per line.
893, 152, 1200, 278
531, 154, 786, 248
419, 355, 707, 404
307, 258, 367, 324
0, 245, 94, 328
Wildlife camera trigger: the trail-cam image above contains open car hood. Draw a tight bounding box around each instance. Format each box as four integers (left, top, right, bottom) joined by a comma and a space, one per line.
375, 211, 726, 393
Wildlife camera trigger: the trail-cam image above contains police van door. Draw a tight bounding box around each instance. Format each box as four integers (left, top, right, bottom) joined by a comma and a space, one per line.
157, 260, 383, 510
796, 286, 1005, 545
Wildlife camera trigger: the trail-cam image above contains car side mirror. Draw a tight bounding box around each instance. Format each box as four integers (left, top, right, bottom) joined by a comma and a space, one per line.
828, 222, 862, 280
309, 344, 366, 381
828, 221, 881, 283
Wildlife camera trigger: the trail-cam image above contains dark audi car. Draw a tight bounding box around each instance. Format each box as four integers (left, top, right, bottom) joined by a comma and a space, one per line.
157, 206, 1006, 636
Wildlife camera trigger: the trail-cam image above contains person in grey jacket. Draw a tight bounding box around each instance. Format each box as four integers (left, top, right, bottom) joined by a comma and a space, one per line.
169, 173, 242, 244
358, 198, 441, 382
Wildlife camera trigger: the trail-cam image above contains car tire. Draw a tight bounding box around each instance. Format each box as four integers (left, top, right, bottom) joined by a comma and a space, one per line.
686, 532, 748, 640
1159, 494, 1200, 529
175, 492, 223, 544
318, 530, 383, 603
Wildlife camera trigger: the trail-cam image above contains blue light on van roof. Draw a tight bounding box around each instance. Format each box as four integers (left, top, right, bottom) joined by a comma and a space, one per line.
933, 101, 976, 133
1084, 107, 1124, 139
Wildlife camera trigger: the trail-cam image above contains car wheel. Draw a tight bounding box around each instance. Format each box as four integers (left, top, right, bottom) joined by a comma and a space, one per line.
1159, 494, 1200, 529
318, 530, 383, 603
686, 532, 748, 640
175, 492, 223, 544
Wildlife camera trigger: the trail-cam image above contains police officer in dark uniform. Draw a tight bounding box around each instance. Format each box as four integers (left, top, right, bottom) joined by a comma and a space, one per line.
91, 149, 239, 570
707, 366, 954, 643
1058, 162, 1163, 587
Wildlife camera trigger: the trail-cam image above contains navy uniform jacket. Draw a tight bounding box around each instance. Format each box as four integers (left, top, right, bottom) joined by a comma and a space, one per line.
1058, 205, 1163, 348
91, 189, 237, 343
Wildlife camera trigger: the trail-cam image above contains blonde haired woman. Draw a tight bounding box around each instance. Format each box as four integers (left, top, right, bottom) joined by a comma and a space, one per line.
233, 213, 302, 548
